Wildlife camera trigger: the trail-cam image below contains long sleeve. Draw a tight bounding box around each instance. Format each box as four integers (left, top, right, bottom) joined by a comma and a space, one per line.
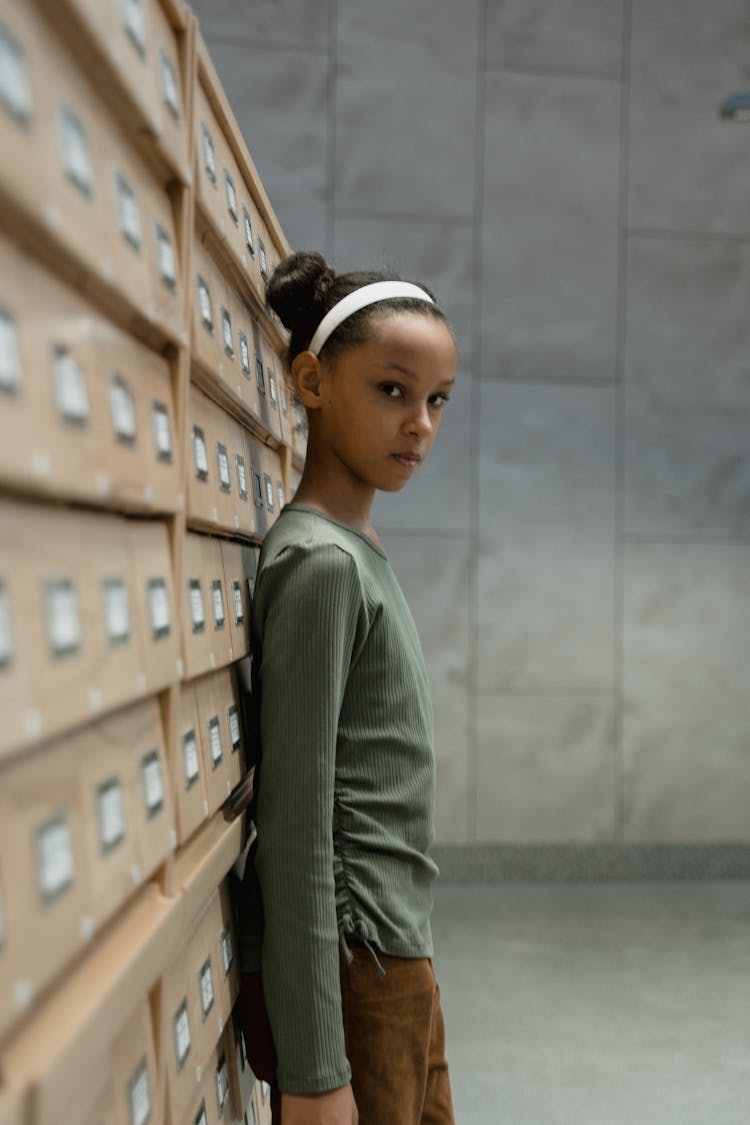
251, 540, 368, 1094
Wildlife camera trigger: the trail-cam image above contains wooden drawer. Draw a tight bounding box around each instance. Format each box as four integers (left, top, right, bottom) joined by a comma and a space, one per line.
173, 681, 210, 845
0, 733, 91, 1042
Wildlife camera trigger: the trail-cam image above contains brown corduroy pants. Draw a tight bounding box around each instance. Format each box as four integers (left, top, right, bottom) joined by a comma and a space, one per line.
238, 945, 455, 1124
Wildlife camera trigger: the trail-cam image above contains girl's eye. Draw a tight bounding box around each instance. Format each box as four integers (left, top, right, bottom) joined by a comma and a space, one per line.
380, 383, 403, 398
429, 393, 451, 407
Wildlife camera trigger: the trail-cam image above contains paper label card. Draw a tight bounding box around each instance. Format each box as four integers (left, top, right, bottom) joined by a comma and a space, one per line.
103, 576, 131, 645
224, 169, 238, 223
267, 368, 277, 406
251, 465, 264, 509
189, 584, 209, 642
221, 307, 234, 357
123, 0, 147, 56
116, 173, 142, 251
97, 776, 126, 854
197, 275, 213, 332
276, 480, 285, 511
264, 473, 275, 512
151, 400, 173, 462
215, 1055, 228, 1117
45, 577, 81, 658
201, 122, 216, 184
0, 580, 13, 669
228, 704, 240, 751
255, 353, 265, 394
235, 454, 248, 500
242, 206, 254, 255
159, 47, 180, 121
156, 223, 177, 291
182, 728, 200, 788
258, 239, 268, 281
220, 922, 233, 976
189, 578, 205, 633
232, 580, 243, 625
217, 443, 231, 492
208, 715, 222, 768
54, 347, 90, 425
109, 372, 138, 443
239, 330, 250, 376
211, 579, 225, 628
141, 749, 164, 819
36, 812, 74, 903
173, 999, 191, 1070
194, 1102, 208, 1125
0, 308, 21, 395
280, 382, 288, 417
59, 103, 94, 197
0, 23, 33, 124
192, 426, 209, 481
127, 1057, 150, 1125
147, 576, 171, 639
199, 957, 214, 1019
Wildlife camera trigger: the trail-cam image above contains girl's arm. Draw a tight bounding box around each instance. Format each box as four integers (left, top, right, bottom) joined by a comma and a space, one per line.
251, 540, 367, 1096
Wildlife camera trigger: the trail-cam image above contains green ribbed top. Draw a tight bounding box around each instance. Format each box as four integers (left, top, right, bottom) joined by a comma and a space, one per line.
236, 502, 438, 1095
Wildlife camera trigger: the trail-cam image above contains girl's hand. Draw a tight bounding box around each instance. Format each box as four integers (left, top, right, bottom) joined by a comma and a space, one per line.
281, 1083, 358, 1124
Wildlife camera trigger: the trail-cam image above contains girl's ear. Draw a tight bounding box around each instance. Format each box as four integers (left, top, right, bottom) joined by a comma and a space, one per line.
292, 351, 325, 411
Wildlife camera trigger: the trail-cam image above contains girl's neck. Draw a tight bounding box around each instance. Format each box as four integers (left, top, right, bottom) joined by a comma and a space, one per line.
291, 459, 379, 542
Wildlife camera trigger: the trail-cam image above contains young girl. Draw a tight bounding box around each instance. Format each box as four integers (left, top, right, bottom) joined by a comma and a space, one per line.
235, 250, 457, 1125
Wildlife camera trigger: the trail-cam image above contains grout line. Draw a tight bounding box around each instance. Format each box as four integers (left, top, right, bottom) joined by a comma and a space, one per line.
484, 61, 623, 83
624, 533, 750, 544
203, 32, 328, 56
333, 206, 474, 227
467, 0, 489, 845
628, 226, 750, 244
474, 686, 617, 698
378, 526, 474, 539
613, 0, 633, 846
326, 0, 338, 259
478, 372, 619, 387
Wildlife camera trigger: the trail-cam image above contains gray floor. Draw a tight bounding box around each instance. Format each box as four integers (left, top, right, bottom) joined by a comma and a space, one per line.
430, 882, 750, 1124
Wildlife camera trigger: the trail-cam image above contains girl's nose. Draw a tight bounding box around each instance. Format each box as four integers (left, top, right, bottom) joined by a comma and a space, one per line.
404, 401, 433, 437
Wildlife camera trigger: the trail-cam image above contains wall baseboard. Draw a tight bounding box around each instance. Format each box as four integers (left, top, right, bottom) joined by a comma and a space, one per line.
431, 843, 750, 882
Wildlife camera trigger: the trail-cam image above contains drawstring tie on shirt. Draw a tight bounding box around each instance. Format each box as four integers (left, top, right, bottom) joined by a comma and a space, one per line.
338, 913, 386, 978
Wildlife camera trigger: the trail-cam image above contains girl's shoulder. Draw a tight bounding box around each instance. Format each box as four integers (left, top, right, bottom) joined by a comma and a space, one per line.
259, 504, 388, 575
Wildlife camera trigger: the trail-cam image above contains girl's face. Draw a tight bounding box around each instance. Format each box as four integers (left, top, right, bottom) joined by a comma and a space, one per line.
316, 311, 457, 492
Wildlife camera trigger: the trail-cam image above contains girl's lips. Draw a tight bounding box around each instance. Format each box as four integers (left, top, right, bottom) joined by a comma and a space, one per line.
392, 453, 421, 467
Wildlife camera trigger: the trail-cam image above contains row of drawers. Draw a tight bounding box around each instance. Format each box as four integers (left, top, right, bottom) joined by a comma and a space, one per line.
0, 231, 297, 520
0, 496, 264, 760
54, 0, 190, 180
97, 996, 269, 1125
0, 665, 248, 1045
189, 382, 287, 538
192, 237, 295, 452
0, 829, 269, 1125
0, 1, 289, 359
194, 69, 281, 318
0, 232, 180, 512
0, 0, 184, 344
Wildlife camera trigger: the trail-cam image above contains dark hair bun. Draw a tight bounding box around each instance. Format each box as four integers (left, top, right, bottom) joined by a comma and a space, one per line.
266, 251, 336, 333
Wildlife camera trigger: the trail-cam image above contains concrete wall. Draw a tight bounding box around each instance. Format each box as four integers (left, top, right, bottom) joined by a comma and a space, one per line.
190, 0, 750, 846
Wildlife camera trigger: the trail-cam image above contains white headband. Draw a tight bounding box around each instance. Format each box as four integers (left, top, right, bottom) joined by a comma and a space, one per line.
307, 281, 434, 357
